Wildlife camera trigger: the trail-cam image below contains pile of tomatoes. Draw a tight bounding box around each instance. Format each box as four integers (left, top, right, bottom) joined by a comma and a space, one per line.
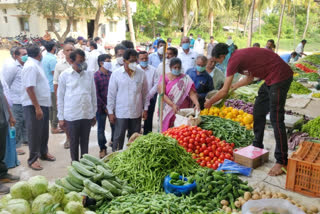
163, 125, 235, 170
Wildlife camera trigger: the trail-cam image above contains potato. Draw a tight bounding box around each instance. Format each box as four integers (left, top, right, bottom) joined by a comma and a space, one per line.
222, 205, 228, 211
225, 207, 232, 213
252, 194, 261, 200
277, 192, 288, 199
238, 197, 244, 201
310, 206, 319, 213
261, 194, 268, 199
260, 191, 265, 195
244, 192, 252, 201
272, 193, 278, 198
240, 199, 246, 206
234, 201, 241, 208
291, 200, 297, 205
265, 191, 272, 197
221, 200, 229, 206
301, 206, 307, 212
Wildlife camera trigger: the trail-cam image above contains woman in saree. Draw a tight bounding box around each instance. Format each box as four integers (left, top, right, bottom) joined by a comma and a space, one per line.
158, 58, 200, 132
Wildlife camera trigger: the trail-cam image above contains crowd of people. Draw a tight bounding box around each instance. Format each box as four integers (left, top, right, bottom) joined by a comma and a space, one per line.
0, 32, 308, 193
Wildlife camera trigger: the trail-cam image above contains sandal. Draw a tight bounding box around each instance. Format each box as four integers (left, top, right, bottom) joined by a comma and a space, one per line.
40, 153, 56, 162
29, 161, 43, 171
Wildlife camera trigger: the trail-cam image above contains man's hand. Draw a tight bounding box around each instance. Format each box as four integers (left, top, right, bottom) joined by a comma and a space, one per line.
204, 99, 213, 109
9, 115, 16, 127
91, 117, 96, 127
104, 109, 108, 114
35, 106, 43, 120
108, 114, 116, 124
59, 120, 66, 129
143, 110, 148, 121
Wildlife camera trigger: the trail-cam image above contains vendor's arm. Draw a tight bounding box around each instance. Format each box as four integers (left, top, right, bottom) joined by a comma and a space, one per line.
204, 75, 234, 109
231, 74, 254, 90
157, 84, 179, 113
189, 89, 200, 111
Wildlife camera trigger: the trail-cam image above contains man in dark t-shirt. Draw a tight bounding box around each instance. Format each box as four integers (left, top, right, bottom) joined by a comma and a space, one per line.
205, 43, 293, 176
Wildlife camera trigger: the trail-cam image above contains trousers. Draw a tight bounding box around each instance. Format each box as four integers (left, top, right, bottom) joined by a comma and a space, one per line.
144, 94, 157, 135
49, 92, 58, 129
11, 104, 27, 147
96, 112, 115, 151
0, 125, 8, 177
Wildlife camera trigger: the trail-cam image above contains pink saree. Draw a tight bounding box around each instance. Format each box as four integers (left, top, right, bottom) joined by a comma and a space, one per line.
160, 74, 195, 132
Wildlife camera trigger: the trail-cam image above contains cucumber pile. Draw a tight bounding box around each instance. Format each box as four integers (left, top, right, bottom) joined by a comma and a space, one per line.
55, 154, 134, 206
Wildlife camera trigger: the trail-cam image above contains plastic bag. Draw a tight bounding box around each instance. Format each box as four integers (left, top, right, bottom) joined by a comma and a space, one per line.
163, 175, 196, 196
242, 199, 305, 214
217, 159, 252, 176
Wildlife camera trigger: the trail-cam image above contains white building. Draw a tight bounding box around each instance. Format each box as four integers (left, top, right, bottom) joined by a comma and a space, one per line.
0, 0, 127, 45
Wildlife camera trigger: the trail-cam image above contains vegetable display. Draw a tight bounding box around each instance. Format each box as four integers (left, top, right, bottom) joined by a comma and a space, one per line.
294, 72, 320, 82
302, 116, 320, 138
295, 63, 318, 73
229, 83, 261, 103
288, 81, 311, 95
107, 133, 200, 193
224, 99, 254, 114
200, 106, 254, 130
200, 116, 254, 148
312, 93, 320, 98
163, 125, 234, 170
169, 172, 194, 186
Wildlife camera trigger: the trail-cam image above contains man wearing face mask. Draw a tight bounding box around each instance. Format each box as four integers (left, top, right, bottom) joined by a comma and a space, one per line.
149, 40, 166, 68
94, 54, 114, 158
189, 33, 195, 49
2, 47, 28, 154
194, 34, 205, 55
152, 33, 162, 52
112, 44, 126, 71
156, 47, 178, 76
137, 51, 158, 134
178, 36, 198, 73
186, 55, 213, 110
205, 43, 293, 177
107, 49, 149, 152
42, 41, 61, 134
22, 45, 55, 170
87, 41, 100, 73
58, 49, 97, 161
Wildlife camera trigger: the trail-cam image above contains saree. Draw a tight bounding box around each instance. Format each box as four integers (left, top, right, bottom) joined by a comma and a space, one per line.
160, 74, 195, 132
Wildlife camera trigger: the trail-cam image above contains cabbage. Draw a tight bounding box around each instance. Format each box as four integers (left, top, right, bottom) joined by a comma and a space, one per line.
0, 194, 12, 209
64, 201, 84, 214
85, 211, 96, 214
31, 193, 54, 214
61, 192, 82, 208
10, 181, 33, 200
5, 199, 31, 214
48, 184, 64, 203
28, 176, 48, 197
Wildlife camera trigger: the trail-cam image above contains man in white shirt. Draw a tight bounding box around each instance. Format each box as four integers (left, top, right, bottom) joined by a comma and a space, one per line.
86, 41, 100, 73
94, 37, 106, 55
157, 47, 178, 76
194, 34, 205, 55
137, 51, 158, 134
107, 49, 148, 152
57, 49, 97, 161
178, 36, 198, 73
112, 44, 126, 71
207, 36, 217, 59
295, 39, 307, 58
53, 43, 74, 149
22, 45, 55, 171
2, 47, 28, 151
148, 40, 166, 68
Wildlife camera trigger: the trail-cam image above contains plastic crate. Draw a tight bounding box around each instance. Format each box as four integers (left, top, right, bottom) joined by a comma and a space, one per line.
286, 141, 320, 197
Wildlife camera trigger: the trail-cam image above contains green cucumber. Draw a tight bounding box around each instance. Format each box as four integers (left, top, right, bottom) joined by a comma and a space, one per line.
61, 177, 82, 192
83, 179, 112, 197
96, 165, 115, 179
83, 187, 104, 201
72, 161, 95, 177
67, 166, 86, 185
66, 176, 83, 190
80, 158, 96, 168
83, 154, 103, 166
101, 179, 121, 195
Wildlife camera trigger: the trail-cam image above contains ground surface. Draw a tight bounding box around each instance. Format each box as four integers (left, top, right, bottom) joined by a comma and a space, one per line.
1, 49, 320, 210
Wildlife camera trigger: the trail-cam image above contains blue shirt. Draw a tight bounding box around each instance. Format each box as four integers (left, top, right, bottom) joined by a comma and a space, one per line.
42, 53, 57, 92
190, 38, 195, 49
186, 68, 214, 99
148, 52, 162, 68
153, 39, 161, 52
280, 53, 291, 63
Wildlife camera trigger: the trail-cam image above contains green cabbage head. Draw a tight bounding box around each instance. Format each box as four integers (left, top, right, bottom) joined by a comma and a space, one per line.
61, 191, 82, 208
31, 193, 54, 214
0, 194, 12, 209
64, 201, 84, 214
48, 184, 65, 203
10, 181, 33, 200
5, 199, 31, 214
28, 176, 48, 197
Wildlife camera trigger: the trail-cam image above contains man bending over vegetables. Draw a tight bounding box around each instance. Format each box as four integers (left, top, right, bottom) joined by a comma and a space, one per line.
204, 43, 293, 176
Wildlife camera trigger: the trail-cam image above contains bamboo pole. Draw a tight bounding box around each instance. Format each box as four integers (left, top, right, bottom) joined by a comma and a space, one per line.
159, 45, 167, 132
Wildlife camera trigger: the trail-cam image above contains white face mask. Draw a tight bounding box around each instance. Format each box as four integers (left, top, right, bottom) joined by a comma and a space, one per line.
158, 47, 164, 55
116, 57, 124, 65
128, 62, 137, 71
103, 62, 112, 71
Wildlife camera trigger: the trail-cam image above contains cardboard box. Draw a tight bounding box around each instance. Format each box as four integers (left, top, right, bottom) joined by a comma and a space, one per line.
234, 145, 269, 169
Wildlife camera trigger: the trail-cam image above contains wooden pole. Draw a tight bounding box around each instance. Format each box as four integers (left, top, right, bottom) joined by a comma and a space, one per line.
159, 45, 167, 132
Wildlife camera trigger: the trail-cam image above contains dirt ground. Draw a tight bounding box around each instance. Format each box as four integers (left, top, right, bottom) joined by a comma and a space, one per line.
1, 49, 320, 211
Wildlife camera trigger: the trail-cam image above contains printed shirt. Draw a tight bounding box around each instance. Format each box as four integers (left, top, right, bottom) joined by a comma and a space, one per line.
42, 52, 57, 92
57, 67, 97, 121
226, 48, 293, 86
107, 66, 149, 119
2, 60, 23, 104
148, 52, 162, 68
178, 48, 198, 73
21, 57, 51, 107
94, 69, 112, 114
186, 68, 214, 99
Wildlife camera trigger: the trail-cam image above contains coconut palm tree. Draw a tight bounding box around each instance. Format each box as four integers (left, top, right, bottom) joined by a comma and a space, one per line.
302, 0, 311, 38
276, 0, 286, 53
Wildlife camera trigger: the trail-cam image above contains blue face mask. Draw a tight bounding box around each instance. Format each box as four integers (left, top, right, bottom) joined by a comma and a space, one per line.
182, 43, 190, 50
196, 65, 206, 72
156, 37, 160, 40
21, 55, 28, 63
139, 61, 148, 67
171, 69, 181, 76
168, 43, 171, 46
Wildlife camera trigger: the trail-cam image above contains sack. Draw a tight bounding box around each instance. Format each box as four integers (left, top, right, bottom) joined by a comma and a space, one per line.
174, 108, 201, 127
4, 128, 20, 168
217, 159, 252, 176
163, 175, 196, 196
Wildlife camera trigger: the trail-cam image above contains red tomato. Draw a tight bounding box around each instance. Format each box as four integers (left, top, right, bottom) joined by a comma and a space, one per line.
200, 138, 206, 144
188, 143, 194, 149
219, 154, 225, 160
182, 143, 187, 147
189, 138, 194, 144
222, 147, 228, 152
201, 144, 207, 149
195, 137, 200, 142
200, 161, 206, 167
192, 155, 197, 159
187, 148, 192, 153
228, 148, 233, 154
213, 157, 218, 162
201, 133, 207, 138
206, 163, 212, 168
215, 151, 220, 157
192, 130, 197, 135
208, 130, 213, 135
196, 159, 201, 163
230, 157, 234, 161
217, 147, 222, 152
208, 146, 213, 152
206, 138, 212, 144
209, 152, 214, 158
191, 134, 196, 139
203, 150, 209, 156
211, 144, 217, 151
214, 160, 219, 165
230, 143, 235, 148
199, 153, 204, 157
225, 153, 231, 159
216, 137, 220, 142
213, 163, 218, 170
195, 149, 200, 154
205, 156, 210, 161
196, 145, 200, 150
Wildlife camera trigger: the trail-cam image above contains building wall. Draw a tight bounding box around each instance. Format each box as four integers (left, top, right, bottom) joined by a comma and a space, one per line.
0, 3, 126, 45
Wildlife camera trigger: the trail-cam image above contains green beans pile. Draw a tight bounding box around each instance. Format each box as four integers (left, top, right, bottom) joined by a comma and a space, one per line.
97, 192, 225, 214
108, 133, 200, 193
200, 116, 254, 148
